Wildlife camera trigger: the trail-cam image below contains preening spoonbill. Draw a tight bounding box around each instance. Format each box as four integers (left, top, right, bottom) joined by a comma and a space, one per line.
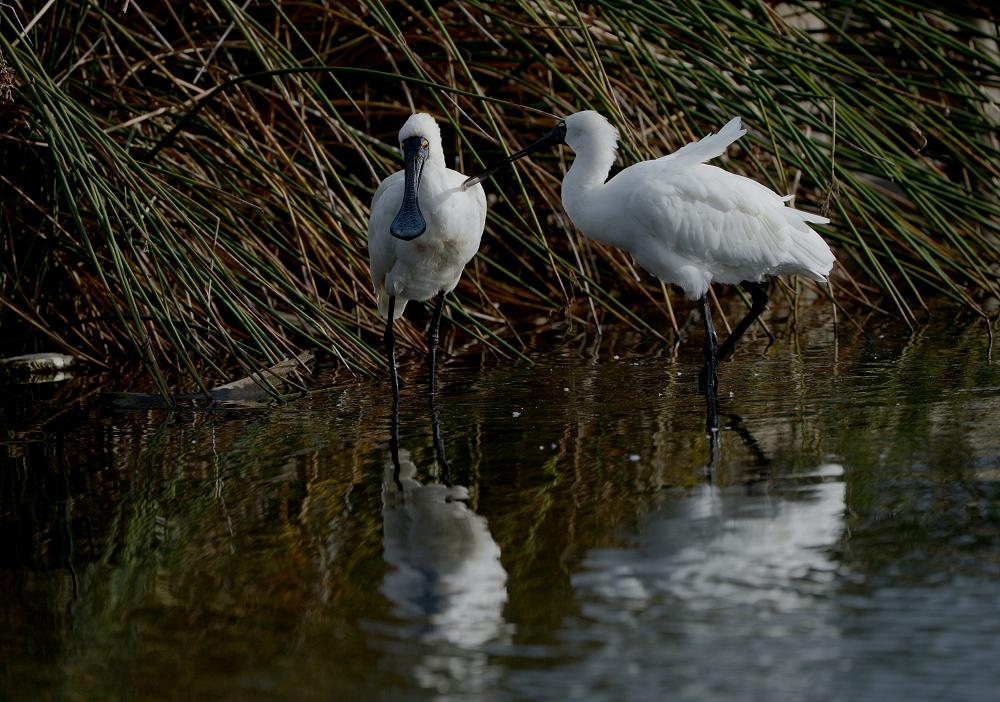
368, 113, 487, 405
464, 111, 834, 427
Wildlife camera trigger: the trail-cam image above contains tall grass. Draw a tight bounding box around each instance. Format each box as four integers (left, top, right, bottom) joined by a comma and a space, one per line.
2, 1, 998, 391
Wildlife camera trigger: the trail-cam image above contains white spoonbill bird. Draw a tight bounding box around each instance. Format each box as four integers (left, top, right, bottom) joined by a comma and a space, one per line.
464, 111, 834, 426
368, 113, 487, 404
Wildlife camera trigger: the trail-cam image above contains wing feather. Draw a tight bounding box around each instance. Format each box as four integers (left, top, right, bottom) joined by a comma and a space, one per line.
627, 163, 832, 283
367, 171, 405, 319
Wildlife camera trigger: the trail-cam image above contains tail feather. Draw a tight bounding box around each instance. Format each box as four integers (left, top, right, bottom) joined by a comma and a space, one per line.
785, 206, 830, 226
790, 226, 836, 280
661, 116, 746, 167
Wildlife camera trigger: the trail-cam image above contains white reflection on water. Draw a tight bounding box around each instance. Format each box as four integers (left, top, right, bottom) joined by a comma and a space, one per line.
527, 466, 849, 702
381, 449, 509, 699
576, 465, 846, 613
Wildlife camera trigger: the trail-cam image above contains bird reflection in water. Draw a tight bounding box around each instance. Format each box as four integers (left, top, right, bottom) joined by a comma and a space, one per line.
388, 363, 452, 489
381, 442, 509, 695
382, 448, 508, 648
381, 402, 509, 693
706, 412, 772, 485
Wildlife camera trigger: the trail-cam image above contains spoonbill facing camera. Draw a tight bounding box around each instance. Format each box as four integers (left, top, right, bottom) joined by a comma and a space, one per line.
368, 113, 487, 405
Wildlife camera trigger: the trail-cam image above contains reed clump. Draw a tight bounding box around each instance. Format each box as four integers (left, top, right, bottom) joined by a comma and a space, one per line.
2, 2, 997, 390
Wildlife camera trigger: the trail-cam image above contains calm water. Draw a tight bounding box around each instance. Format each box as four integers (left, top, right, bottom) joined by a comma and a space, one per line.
2, 317, 999, 701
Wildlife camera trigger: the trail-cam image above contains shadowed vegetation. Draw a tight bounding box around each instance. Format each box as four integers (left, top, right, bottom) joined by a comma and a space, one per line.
1, 1, 998, 392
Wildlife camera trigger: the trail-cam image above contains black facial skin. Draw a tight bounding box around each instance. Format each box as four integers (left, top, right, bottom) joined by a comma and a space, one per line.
390, 135, 430, 240
462, 121, 567, 189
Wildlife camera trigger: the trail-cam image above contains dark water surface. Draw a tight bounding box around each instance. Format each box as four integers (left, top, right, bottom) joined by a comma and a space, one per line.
2, 319, 999, 701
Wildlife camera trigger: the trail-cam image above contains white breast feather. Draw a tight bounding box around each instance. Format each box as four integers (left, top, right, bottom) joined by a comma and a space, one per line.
367, 167, 486, 320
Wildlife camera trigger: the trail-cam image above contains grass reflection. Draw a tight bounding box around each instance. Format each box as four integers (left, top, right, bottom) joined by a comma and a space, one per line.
1, 319, 998, 699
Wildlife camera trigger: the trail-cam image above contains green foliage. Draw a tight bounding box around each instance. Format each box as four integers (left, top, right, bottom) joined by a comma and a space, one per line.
1, 1, 998, 390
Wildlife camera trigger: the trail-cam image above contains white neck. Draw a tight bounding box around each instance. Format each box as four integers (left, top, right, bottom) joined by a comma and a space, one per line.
561, 143, 618, 245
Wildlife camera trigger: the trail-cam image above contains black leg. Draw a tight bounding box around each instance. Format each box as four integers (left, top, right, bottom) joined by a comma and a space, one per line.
384, 296, 400, 406
385, 296, 403, 490
429, 393, 452, 486
714, 281, 768, 368
706, 420, 720, 482
389, 391, 403, 492
428, 291, 445, 396
698, 294, 719, 393
700, 294, 720, 433
427, 292, 451, 483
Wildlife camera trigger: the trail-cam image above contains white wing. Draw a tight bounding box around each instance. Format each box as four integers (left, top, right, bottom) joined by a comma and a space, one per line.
621, 162, 833, 292
367, 171, 405, 319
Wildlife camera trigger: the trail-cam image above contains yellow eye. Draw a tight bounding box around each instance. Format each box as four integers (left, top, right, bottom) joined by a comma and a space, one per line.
421, 139, 429, 149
